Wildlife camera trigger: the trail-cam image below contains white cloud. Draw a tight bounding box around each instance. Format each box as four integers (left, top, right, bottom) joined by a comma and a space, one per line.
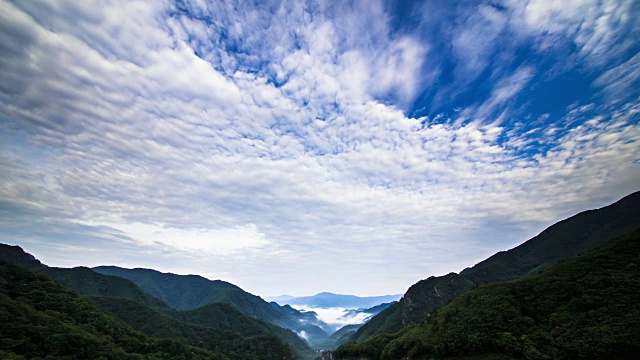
513, 0, 638, 64
594, 51, 640, 103
452, 4, 508, 79
0, 0, 638, 297
94, 222, 272, 255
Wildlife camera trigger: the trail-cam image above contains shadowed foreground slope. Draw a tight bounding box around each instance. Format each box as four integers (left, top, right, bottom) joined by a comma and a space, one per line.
0, 260, 221, 359
91, 296, 311, 360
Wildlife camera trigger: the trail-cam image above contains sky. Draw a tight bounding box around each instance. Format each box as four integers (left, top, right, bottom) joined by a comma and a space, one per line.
0, 0, 639, 297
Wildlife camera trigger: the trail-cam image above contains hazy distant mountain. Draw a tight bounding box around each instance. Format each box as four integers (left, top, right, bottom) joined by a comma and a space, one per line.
349, 190, 640, 343
266, 294, 297, 303
337, 302, 396, 323
277, 292, 402, 309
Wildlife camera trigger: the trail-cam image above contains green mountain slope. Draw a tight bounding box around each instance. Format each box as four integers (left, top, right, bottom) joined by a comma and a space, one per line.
90, 296, 304, 360
93, 265, 330, 346
349, 190, 640, 343
168, 302, 312, 356
0, 243, 313, 358
335, 229, 640, 359
0, 260, 221, 360
0, 244, 168, 309
92, 266, 240, 310
330, 324, 362, 348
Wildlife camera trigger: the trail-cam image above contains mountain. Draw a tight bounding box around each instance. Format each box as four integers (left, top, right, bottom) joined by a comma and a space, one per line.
277, 292, 402, 309
266, 294, 297, 303
0, 244, 311, 359
91, 296, 306, 360
335, 228, 640, 359
93, 265, 331, 347
348, 190, 640, 343
272, 302, 335, 334
338, 302, 396, 324
329, 324, 362, 349
0, 244, 168, 309
0, 260, 221, 359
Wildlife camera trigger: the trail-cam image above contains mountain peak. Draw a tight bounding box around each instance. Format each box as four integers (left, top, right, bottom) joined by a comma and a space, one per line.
0, 243, 47, 270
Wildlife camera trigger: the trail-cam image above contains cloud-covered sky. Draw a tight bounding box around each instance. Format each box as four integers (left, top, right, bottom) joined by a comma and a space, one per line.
1, 0, 638, 297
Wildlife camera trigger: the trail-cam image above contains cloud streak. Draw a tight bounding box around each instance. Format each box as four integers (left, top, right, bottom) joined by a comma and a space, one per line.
0, 0, 638, 296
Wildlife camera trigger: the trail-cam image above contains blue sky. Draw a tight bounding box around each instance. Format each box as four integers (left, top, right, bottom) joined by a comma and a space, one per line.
0, 0, 638, 297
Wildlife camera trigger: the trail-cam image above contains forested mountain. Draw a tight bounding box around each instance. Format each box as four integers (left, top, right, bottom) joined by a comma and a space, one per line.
329, 325, 363, 349
93, 265, 331, 346
0, 244, 168, 309
91, 297, 307, 360
0, 260, 222, 359
335, 228, 640, 359
0, 244, 309, 359
349, 191, 640, 343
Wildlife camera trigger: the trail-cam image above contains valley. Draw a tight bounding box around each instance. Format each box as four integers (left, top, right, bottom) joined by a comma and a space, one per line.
1, 190, 640, 359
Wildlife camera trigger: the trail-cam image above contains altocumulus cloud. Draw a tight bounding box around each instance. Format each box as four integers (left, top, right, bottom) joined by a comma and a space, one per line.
0, 0, 638, 296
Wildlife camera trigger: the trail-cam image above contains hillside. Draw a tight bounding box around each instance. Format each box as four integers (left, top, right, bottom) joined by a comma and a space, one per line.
336, 228, 640, 359
91, 296, 304, 360
93, 265, 331, 346
0, 244, 168, 309
0, 244, 311, 359
0, 260, 221, 359
330, 324, 362, 349
349, 190, 640, 343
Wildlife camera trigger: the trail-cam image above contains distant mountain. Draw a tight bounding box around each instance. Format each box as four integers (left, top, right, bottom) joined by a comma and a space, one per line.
349, 190, 640, 343
0, 260, 221, 359
277, 292, 402, 309
336, 228, 640, 359
317, 303, 396, 350
338, 302, 396, 323
0, 244, 168, 309
266, 294, 297, 303
93, 265, 332, 348
271, 302, 334, 335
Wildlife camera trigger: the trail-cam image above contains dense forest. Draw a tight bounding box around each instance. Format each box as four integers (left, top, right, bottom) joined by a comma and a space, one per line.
0, 260, 222, 359
335, 229, 640, 359
0, 243, 313, 359
348, 190, 640, 344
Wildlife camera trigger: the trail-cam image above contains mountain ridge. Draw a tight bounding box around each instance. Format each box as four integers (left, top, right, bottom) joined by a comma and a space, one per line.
0, 259, 223, 359
348, 190, 640, 343
0, 244, 314, 359
336, 228, 640, 359
93, 264, 333, 348
0, 243, 169, 309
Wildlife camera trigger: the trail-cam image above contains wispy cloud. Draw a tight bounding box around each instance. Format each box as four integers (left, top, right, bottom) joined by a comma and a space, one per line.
0, 0, 638, 296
